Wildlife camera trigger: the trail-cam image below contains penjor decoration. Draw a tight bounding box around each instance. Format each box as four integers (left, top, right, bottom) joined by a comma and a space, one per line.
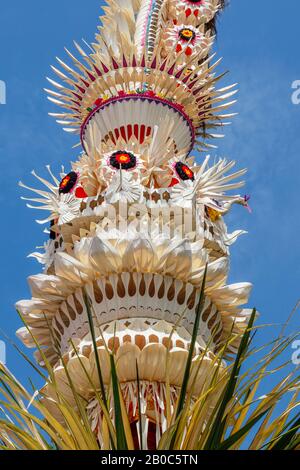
16, 0, 252, 450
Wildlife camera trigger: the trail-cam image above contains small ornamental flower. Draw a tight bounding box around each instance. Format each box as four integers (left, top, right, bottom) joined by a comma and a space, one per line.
174, 161, 195, 181
109, 151, 137, 171
94, 98, 103, 107
59, 171, 79, 194
164, 24, 213, 59
169, 0, 220, 24
176, 26, 199, 56
178, 27, 196, 42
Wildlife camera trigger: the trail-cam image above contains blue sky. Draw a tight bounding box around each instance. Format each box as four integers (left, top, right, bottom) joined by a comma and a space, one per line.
0, 0, 299, 387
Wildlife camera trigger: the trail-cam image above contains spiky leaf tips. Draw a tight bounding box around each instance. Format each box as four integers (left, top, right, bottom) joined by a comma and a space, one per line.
16, 0, 254, 450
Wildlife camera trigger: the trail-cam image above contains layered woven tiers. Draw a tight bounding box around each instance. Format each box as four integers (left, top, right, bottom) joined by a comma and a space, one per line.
17, 230, 252, 365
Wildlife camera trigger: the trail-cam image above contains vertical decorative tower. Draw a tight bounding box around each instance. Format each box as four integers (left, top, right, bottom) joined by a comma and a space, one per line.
16, 0, 252, 449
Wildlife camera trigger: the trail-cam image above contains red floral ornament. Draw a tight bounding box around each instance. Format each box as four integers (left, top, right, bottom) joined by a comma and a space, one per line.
59, 171, 79, 194
178, 28, 196, 42
109, 151, 137, 171
174, 161, 195, 181
94, 98, 103, 107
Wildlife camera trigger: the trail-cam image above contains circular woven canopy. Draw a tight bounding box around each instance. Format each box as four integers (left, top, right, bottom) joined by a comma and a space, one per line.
81, 94, 195, 157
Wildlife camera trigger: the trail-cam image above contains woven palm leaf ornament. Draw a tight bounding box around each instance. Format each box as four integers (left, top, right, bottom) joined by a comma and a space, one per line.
17, 0, 252, 449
